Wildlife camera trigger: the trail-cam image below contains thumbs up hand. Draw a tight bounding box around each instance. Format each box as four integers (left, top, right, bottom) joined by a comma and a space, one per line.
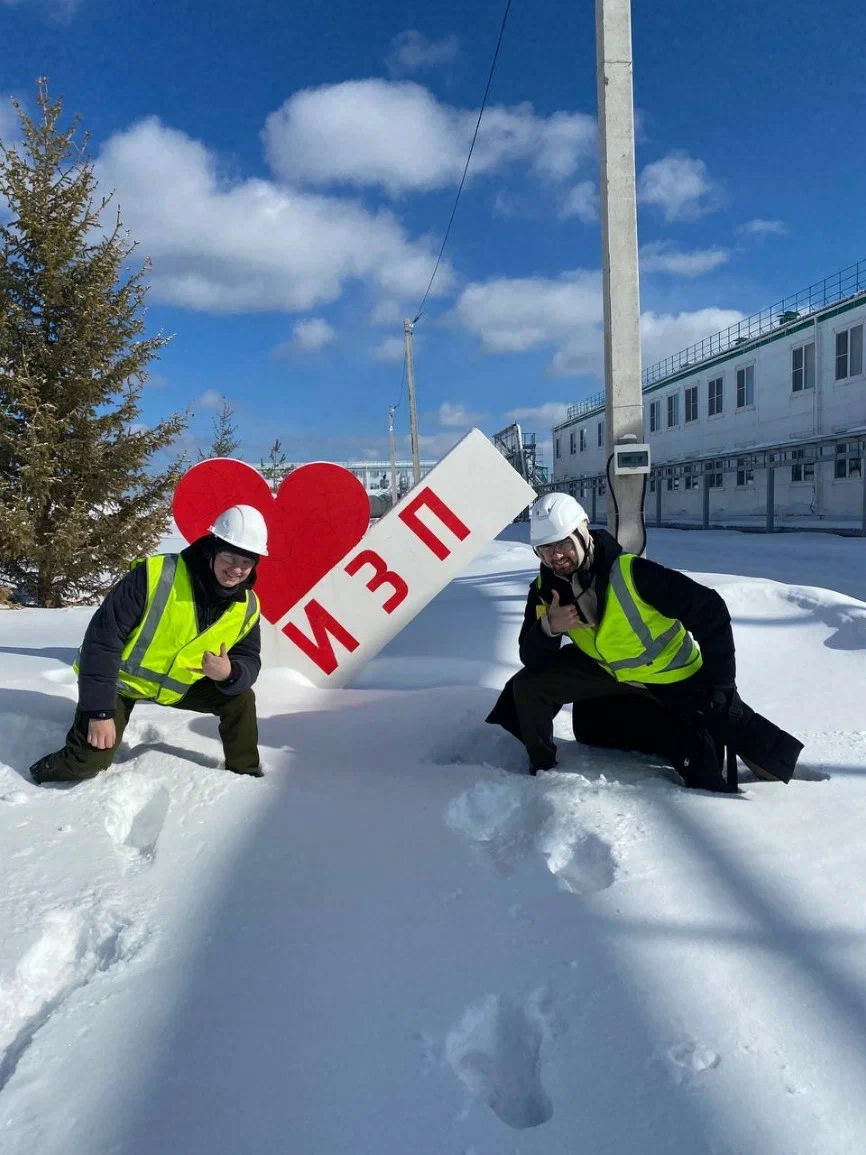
196, 642, 233, 681
547, 588, 582, 635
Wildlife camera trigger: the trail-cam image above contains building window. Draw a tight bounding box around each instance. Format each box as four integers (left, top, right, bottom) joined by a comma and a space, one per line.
579, 428, 587, 452
736, 457, 755, 487
684, 464, 698, 490
685, 385, 699, 424
555, 437, 561, 459
708, 376, 723, 416
597, 420, 604, 447
707, 459, 723, 488
649, 474, 656, 493
791, 448, 815, 483
666, 469, 679, 491
792, 342, 815, 392
569, 431, 576, 455
667, 393, 680, 428
836, 325, 863, 381
649, 400, 661, 433
736, 365, 755, 408
835, 442, 863, 479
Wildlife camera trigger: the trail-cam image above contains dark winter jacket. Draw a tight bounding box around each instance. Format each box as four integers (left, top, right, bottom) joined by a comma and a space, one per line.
487, 530, 802, 786
518, 529, 736, 690
77, 537, 261, 717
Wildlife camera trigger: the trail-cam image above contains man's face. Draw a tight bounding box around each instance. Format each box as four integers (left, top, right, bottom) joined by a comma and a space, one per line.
213, 549, 255, 588
537, 536, 579, 576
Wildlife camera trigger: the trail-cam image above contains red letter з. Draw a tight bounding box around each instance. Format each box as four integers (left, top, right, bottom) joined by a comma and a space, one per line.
345, 550, 408, 614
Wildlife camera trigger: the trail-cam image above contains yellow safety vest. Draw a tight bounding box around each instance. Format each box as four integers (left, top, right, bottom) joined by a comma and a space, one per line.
536, 553, 702, 685
77, 554, 260, 706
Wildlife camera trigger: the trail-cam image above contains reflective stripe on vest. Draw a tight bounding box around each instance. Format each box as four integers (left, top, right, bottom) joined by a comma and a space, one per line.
115, 554, 260, 705
535, 554, 702, 684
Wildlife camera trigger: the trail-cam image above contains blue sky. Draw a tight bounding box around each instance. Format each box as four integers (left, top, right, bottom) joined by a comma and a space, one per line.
1, 0, 864, 467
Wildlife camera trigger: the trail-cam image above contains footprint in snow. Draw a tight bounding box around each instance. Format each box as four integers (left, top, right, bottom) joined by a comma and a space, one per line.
446, 990, 556, 1130
424, 718, 528, 775
0, 903, 143, 1092
539, 826, 617, 896
446, 779, 618, 894
658, 1037, 721, 1085
445, 779, 544, 878
104, 775, 170, 864
1, 791, 29, 806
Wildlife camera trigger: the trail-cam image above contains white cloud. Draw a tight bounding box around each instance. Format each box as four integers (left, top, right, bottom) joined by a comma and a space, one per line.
0, 93, 19, 143
559, 181, 598, 224
374, 336, 405, 363
640, 307, 746, 368
455, 269, 603, 377
198, 390, 224, 410
386, 30, 458, 76
639, 240, 730, 277
292, 317, 336, 351
417, 430, 463, 458
505, 402, 572, 425
0, 0, 78, 17
638, 152, 721, 222
438, 401, 485, 427
370, 299, 403, 326
737, 218, 788, 238
263, 80, 595, 196
96, 117, 451, 314
456, 267, 746, 379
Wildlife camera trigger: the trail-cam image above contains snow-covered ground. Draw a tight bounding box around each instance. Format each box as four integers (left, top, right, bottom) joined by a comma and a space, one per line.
2, 525, 866, 1154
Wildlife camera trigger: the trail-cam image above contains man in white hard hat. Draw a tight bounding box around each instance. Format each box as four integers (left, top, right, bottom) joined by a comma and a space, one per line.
30, 505, 268, 784
487, 492, 802, 790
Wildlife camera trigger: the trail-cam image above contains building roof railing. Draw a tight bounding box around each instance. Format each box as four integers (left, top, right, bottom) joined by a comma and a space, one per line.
643, 258, 866, 388
559, 258, 866, 429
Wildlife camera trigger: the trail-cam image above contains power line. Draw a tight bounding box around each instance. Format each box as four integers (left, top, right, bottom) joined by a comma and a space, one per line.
412, 0, 514, 324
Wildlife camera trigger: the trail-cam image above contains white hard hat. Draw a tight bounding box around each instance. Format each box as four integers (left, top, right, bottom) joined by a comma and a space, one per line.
529, 492, 589, 548
209, 504, 269, 557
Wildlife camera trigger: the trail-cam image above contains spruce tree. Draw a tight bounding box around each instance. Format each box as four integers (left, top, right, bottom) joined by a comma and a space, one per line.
0, 81, 187, 606
201, 398, 240, 459
260, 438, 287, 492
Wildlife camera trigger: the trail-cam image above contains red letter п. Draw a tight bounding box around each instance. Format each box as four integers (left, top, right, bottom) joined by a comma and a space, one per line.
398, 488, 470, 561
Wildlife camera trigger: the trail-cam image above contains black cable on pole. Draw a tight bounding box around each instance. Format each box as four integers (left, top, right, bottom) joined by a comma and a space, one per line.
412, 0, 514, 324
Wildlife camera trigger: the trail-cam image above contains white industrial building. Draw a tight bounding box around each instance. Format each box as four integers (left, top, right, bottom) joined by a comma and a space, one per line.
551, 261, 866, 529
267, 459, 436, 502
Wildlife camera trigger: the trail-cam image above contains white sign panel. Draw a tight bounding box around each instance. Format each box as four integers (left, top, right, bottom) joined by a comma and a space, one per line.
266, 428, 535, 687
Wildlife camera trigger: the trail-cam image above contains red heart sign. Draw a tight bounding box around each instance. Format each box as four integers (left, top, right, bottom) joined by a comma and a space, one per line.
172, 458, 371, 624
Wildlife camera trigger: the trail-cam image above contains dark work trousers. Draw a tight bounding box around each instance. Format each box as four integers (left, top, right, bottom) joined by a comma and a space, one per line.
492, 644, 802, 789
511, 645, 664, 770
32, 680, 260, 782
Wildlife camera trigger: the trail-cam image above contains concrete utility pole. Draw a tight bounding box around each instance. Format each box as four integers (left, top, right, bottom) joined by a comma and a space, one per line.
388, 404, 398, 506
596, 0, 646, 554
403, 318, 422, 486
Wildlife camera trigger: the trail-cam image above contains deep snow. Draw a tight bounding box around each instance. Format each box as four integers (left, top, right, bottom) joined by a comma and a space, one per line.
2, 525, 866, 1154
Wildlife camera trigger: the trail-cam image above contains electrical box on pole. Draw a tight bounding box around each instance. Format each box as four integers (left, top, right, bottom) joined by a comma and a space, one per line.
596, 0, 646, 554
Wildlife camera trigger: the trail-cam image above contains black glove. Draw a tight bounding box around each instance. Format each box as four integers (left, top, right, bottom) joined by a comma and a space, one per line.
703, 686, 742, 725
